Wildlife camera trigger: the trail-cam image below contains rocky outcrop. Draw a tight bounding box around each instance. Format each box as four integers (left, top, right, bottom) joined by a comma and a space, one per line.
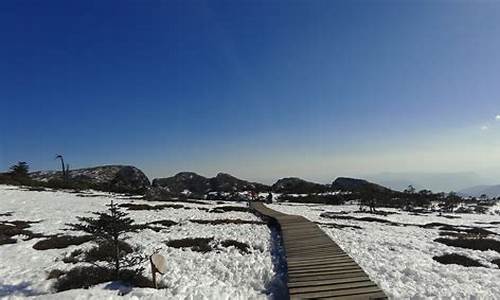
209, 173, 270, 193
272, 177, 329, 194
151, 172, 271, 196
331, 177, 390, 193
152, 172, 211, 195
30, 165, 150, 194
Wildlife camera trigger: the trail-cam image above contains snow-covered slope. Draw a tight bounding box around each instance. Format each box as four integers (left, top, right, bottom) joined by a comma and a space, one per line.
0, 185, 276, 299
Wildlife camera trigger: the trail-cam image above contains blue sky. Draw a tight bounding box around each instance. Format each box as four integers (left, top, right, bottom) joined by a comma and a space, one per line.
1, 0, 500, 184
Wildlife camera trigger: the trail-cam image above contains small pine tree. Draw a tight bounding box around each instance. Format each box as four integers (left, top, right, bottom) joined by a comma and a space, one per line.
67, 201, 145, 280
9, 161, 29, 178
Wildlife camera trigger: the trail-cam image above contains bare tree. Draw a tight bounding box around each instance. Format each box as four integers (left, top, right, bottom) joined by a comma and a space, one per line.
55, 154, 67, 180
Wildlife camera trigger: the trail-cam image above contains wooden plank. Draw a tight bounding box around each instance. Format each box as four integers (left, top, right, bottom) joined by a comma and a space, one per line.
290, 286, 383, 299
288, 271, 369, 283
319, 292, 388, 300
290, 280, 377, 294
288, 276, 371, 288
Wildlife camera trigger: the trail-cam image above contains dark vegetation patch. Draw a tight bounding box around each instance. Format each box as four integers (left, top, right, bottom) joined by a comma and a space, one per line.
439, 215, 461, 219
433, 253, 485, 267
316, 222, 362, 229
0, 220, 45, 245
118, 203, 184, 211
165, 237, 252, 254
166, 237, 214, 253
147, 220, 178, 227
189, 219, 265, 225
53, 266, 152, 292
47, 269, 65, 280
475, 221, 500, 225
32, 235, 92, 250
435, 238, 500, 254
24, 186, 48, 192
353, 210, 400, 216
219, 240, 250, 254
320, 213, 402, 226
423, 223, 496, 237
75, 194, 105, 198
491, 258, 500, 268
0, 212, 13, 217
209, 206, 249, 213
134, 219, 179, 232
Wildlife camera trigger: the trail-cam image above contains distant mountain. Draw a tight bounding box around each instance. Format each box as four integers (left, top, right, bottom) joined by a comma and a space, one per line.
367, 172, 490, 192
331, 177, 391, 193
271, 177, 329, 194
30, 165, 150, 194
458, 185, 500, 198
152, 172, 270, 195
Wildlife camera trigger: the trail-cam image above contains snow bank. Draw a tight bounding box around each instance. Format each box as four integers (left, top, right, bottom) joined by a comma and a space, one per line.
0, 185, 275, 299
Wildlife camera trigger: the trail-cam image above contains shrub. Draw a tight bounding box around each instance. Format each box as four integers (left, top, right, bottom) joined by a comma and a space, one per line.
53, 266, 151, 292
66, 201, 145, 280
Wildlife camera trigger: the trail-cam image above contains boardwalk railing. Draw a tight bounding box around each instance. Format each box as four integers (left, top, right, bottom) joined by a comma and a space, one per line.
250, 202, 387, 300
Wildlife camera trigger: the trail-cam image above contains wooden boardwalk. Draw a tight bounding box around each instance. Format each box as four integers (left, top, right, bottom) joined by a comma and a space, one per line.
250, 202, 387, 300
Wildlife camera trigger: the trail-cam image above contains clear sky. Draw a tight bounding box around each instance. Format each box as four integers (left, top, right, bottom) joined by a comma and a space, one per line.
1, 0, 500, 184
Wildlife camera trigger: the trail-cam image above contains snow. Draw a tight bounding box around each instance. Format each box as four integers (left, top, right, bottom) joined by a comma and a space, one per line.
0, 185, 275, 299
268, 203, 500, 299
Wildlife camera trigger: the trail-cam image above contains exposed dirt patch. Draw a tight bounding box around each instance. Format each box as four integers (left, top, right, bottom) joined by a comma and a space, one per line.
209, 206, 249, 213
33, 235, 93, 250
189, 219, 265, 225
433, 253, 485, 267
435, 238, 500, 254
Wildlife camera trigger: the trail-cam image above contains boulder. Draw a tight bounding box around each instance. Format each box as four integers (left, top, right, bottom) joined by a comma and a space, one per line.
30, 165, 150, 194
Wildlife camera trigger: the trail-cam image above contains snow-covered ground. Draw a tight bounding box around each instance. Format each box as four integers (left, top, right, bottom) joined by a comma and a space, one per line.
269, 203, 500, 299
0, 185, 276, 299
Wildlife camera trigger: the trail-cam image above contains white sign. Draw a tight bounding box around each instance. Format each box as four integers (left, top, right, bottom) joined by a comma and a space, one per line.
151, 253, 167, 274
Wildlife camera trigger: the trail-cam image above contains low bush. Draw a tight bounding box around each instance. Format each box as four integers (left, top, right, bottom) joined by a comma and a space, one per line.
53, 266, 151, 292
